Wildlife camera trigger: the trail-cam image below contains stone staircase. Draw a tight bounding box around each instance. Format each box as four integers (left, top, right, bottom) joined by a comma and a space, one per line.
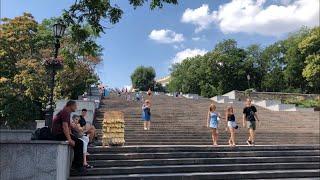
70, 93, 320, 179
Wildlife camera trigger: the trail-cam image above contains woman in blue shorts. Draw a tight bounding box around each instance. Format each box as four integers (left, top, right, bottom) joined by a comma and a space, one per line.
142, 100, 151, 130
207, 104, 221, 146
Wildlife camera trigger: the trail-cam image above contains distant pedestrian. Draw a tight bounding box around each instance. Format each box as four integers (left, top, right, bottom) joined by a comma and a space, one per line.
207, 104, 221, 146
243, 98, 260, 146
142, 100, 152, 130
225, 106, 237, 146
135, 92, 140, 101
147, 88, 152, 97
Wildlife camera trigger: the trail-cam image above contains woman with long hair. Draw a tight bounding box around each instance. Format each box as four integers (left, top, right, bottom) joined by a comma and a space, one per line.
207, 104, 221, 146
225, 106, 237, 146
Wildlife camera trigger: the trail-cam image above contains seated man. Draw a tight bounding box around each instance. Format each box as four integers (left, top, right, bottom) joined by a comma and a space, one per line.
79, 109, 97, 145
52, 100, 86, 174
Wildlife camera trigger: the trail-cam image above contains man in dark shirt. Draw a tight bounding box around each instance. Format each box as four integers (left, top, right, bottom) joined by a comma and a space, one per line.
242, 98, 260, 146
52, 100, 86, 173
80, 109, 97, 145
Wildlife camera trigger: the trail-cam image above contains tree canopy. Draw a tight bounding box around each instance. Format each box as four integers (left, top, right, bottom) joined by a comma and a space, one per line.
168, 27, 320, 97
62, 0, 178, 35
131, 66, 156, 91
0, 13, 100, 128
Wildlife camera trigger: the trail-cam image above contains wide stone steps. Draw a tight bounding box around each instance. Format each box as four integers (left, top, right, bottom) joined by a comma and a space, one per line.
70, 169, 320, 179
70, 145, 320, 179
71, 94, 320, 179
74, 162, 320, 176
88, 156, 320, 167
87, 150, 320, 160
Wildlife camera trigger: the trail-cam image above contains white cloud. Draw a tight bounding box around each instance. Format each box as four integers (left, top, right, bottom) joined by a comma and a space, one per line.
181, 0, 319, 36
149, 29, 185, 43
192, 37, 201, 41
181, 4, 218, 33
171, 48, 208, 64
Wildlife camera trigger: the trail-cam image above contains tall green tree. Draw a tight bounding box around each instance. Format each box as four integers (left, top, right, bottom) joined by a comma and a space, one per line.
131, 66, 156, 91
168, 27, 320, 97
299, 27, 320, 92
0, 13, 101, 128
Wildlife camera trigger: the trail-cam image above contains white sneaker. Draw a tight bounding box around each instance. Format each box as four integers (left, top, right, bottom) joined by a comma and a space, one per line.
144, 128, 147, 130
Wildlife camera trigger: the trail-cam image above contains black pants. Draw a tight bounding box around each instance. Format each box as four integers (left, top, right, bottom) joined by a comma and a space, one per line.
54, 133, 84, 168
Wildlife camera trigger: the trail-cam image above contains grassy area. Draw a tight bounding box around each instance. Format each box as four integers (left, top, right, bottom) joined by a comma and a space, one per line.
283, 98, 320, 108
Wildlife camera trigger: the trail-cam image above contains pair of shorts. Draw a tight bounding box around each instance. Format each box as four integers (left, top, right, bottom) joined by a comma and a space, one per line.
247, 121, 256, 130
227, 121, 237, 128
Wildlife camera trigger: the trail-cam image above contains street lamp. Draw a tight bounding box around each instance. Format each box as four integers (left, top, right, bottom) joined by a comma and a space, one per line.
44, 20, 66, 128
247, 74, 251, 89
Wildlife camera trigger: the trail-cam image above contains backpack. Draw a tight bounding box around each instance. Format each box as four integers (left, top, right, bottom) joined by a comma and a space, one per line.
31, 127, 54, 140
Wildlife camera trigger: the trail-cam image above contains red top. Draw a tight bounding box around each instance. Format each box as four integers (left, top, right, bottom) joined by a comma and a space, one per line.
52, 108, 71, 136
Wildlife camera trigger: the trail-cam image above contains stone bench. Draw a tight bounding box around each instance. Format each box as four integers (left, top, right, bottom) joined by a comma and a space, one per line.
0, 130, 72, 180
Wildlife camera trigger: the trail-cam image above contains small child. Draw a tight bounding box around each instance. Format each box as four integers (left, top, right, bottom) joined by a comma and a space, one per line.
142, 100, 151, 130
207, 104, 221, 146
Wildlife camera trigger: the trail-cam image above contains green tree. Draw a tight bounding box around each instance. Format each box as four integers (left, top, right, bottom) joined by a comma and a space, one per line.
282, 28, 311, 92
260, 42, 286, 92
0, 13, 101, 128
131, 66, 156, 91
154, 82, 166, 92
62, 0, 178, 35
299, 27, 320, 92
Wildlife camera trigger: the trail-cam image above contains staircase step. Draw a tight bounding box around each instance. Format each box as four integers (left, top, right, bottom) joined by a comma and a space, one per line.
89, 156, 320, 167
69, 169, 320, 179
88, 150, 320, 160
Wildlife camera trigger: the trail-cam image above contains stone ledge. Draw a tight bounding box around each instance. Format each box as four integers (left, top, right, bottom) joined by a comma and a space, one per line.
0, 140, 69, 144
1, 140, 72, 180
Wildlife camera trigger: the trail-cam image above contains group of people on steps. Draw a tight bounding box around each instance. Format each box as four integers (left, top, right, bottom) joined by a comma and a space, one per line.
207, 98, 260, 146
141, 89, 260, 147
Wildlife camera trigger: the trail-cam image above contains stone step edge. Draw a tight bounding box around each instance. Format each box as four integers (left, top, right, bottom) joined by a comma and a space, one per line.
69, 169, 320, 179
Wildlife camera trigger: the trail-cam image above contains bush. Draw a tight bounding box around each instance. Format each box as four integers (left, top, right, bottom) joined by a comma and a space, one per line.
244, 88, 256, 97
0, 95, 40, 129
283, 98, 320, 108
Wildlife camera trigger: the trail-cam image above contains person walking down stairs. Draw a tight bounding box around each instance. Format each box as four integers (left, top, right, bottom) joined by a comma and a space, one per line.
225, 106, 238, 147
142, 100, 152, 130
207, 104, 221, 146
243, 98, 260, 146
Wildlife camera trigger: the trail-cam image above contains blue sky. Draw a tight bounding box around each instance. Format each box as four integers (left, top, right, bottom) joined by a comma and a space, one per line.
1, 0, 319, 88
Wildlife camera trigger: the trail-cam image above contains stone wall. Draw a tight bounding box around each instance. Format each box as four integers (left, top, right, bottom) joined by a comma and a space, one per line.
234, 90, 319, 101
0, 130, 33, 141
0, 140, 72, 180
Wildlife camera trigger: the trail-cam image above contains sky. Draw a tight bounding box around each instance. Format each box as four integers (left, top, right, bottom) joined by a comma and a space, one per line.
1, 0, 319, 88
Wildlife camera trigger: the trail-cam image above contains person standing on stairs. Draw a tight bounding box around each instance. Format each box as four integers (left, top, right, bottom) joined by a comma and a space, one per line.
243, 98, 260, 146
225, 106, 237, 146
142, 100, 152, 130
207, 104, 221, 146
147, 88, 152, 99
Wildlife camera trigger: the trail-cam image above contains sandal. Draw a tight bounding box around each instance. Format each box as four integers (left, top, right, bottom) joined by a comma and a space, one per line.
84, 164, 94, 168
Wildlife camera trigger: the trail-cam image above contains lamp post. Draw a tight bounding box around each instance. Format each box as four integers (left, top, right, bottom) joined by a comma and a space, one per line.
44, 20, 66, 128
247, 74, 251, 89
